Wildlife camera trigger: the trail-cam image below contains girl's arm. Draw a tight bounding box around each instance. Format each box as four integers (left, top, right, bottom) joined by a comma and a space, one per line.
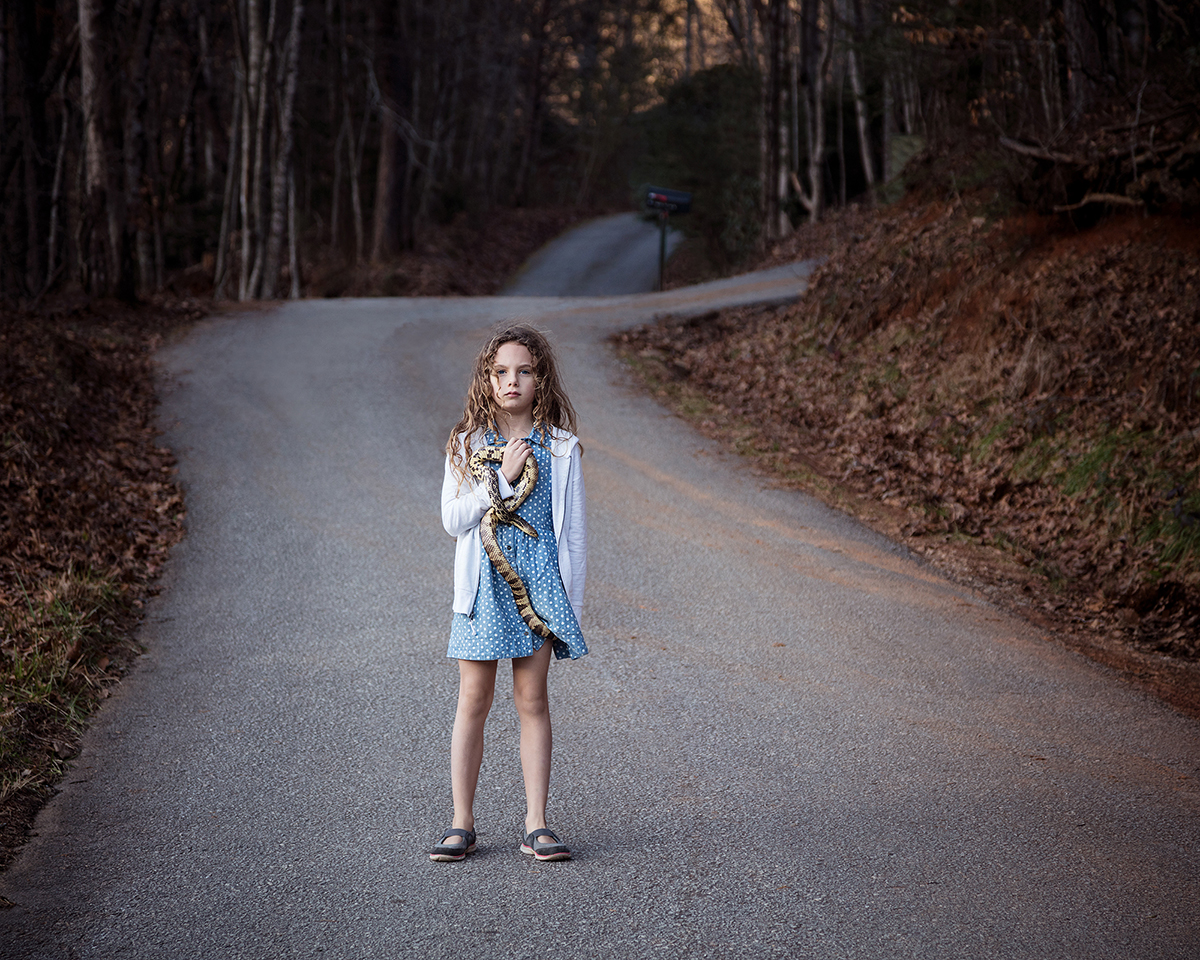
441, 434, 514, 538
441, 455, 490, 538
564, 445, 587, 614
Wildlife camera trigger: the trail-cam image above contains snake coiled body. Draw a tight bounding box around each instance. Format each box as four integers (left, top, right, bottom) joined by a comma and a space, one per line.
468, 444, 559, 643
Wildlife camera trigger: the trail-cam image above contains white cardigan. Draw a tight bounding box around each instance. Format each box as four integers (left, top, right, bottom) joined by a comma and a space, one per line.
442, 427, 586, 622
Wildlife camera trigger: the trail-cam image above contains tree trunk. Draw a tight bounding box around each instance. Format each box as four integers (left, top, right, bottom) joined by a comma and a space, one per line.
810, 0, 832, 221
351, 104, 369, 263
261, 0, 304, 299
847, 46, 875, 194
46, 95, 69, 288
247, 0, 276, 297
0, 0, 6, 179
288, 168, 300, 298
882, 69, 894, 181
797, 0, 832, 221
757, 5, 770, 242
214, 70, 242, 299
1063, 0, 1103, 124
79, 0, 114, 292
238, 0, 259, 299
23, 136, 41, 295
514, 1, 550, 207
199, 12, 217, 201
123, 0, 161, 295
774, 1, 790, 237
371, 109, 400, 261
331, 112, 346, 249
330, 2, 351, 250
789, 5, 799, 178
837, 60, 846, 207
238, 73, 252, 298
370, 0, 406, 261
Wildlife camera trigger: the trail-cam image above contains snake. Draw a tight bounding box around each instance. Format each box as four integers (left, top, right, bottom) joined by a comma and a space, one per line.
468, 443, 559, 643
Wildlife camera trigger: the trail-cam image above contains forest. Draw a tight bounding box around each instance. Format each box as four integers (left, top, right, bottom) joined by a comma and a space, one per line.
3, 0, 1196, 304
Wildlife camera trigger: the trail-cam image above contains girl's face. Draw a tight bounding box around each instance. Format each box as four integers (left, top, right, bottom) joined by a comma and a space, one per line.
490, 341, 536, 421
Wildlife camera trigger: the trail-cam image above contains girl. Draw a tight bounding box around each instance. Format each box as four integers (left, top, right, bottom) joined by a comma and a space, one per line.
432, 323, 587, 863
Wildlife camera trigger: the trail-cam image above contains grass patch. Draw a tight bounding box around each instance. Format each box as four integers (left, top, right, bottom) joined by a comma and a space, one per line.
1060, 432, 1126, 498
972, 416, 1013, 460
0, 568, 131, 805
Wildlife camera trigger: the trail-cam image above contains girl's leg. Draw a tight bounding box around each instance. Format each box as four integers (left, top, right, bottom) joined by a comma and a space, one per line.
449, 658, 498, 839
511, 641, 554, 838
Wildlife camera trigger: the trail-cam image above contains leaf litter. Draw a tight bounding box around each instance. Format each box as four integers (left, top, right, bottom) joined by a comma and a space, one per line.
616, 197, 1200, 717
1, 295, 203, 872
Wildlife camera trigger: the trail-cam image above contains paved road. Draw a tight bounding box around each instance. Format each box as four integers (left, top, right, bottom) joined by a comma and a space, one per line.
503, 212, 683, 295
3, 266, 1199, 958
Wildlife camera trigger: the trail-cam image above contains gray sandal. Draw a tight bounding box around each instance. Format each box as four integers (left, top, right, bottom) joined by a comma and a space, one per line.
430, 827, 477, 862
520, 827, 571, 861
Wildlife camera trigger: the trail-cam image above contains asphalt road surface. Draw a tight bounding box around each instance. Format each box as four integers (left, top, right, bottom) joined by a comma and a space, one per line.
2, 248, 1198, 959
502, 212, 683, 295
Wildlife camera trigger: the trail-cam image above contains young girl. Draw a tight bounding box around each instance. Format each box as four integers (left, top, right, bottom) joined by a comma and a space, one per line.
432, 323, 587, 863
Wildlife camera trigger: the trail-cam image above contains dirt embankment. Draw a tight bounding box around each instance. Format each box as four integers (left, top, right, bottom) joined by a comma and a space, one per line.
618, 198, 1200, 717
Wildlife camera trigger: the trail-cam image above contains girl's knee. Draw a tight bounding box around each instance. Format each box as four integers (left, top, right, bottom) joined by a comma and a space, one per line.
458, 682, 494, 715
457, 674, 496, 721
513, 685, 549, 720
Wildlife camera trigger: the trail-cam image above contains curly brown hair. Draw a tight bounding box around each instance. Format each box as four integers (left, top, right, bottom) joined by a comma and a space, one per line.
446, 323, 578, 481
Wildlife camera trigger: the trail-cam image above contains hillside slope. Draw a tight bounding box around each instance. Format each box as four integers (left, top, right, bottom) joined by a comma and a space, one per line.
617, 197, 1200, 712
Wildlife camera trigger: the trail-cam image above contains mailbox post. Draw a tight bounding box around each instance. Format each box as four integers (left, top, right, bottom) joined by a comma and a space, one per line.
645, 187, 692, 291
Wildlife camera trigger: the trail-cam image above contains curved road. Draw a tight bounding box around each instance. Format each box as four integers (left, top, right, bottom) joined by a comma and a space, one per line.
2, 234, 1198, 958
503, 212, 683, 295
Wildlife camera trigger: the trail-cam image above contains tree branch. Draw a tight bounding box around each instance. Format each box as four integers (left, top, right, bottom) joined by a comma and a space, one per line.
1053, 192, 1143, 212
999, 136, 1085, 165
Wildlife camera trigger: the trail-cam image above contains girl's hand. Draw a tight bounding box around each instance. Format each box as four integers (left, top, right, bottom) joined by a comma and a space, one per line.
500, 437, 531, 485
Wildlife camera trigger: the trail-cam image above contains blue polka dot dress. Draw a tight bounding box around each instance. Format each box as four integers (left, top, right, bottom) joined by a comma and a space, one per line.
447, 429, 588, 662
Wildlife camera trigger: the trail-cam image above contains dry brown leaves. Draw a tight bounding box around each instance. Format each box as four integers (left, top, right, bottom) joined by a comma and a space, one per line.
1, 294, 200, 870
0, 298, 197, 606
615, 197, 1200, 695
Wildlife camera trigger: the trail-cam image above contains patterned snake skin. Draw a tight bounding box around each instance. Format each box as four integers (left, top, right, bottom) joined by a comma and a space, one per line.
468, 445, 559, 642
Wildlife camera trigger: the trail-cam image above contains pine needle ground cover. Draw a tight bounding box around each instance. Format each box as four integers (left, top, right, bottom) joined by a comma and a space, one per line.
616, 199, 1200, 712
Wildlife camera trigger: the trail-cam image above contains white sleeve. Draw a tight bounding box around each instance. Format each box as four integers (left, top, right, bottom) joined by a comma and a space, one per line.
441, 454, 489, 538
441, 446, 511, 538
565, 445, 587, 615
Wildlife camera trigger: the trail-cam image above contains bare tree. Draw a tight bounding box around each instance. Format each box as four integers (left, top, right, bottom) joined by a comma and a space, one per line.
370, 0, 406, 261
843, 0, 875, 196
79, 0, 115, 291
261, 0, 305, 298
122, 0, 162, 295
7, 0, 1194, 305
795, 0, 833, 221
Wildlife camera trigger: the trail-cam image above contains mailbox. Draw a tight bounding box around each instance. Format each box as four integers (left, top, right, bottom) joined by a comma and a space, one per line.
642, 186, 693, 291
645, 187, 693, 214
